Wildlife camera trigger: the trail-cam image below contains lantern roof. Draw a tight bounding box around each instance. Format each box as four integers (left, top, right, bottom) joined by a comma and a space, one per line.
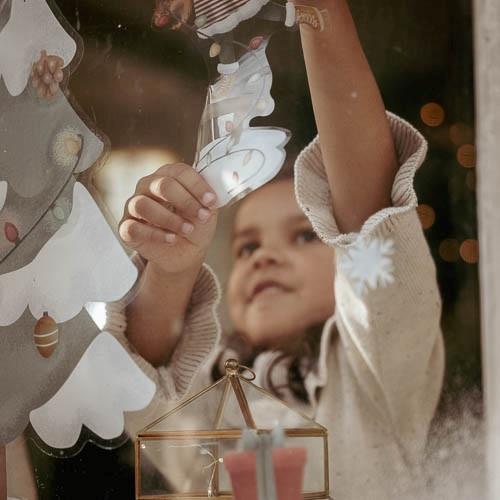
140, 359, 326, 436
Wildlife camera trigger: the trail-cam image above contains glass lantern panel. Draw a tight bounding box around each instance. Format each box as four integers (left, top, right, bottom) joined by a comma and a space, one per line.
139, 437, 241, 497
238, 378, 325, 430
144, 377, 228, 432
215, 382, 249, 430
139, 438, 219, 496
139, 434, 327, 498
285, 435, 328, 494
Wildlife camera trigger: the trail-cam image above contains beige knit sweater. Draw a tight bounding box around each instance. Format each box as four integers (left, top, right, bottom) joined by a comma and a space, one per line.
105, 112, 444, 499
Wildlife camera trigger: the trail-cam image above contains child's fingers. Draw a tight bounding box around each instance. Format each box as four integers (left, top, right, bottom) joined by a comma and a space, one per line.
126, 194, 195, 237
154, 163, 217, 209
119, 218, 177, 248
137, 172, 215, 224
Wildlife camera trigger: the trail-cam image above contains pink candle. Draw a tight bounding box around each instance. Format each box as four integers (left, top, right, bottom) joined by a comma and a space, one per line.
224, 447, 307, 500
224, 450, 259, 500
273, 448, 307, 500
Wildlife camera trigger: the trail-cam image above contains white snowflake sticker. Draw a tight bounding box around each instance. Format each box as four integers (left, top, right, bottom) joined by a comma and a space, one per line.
338, 236, 395, 295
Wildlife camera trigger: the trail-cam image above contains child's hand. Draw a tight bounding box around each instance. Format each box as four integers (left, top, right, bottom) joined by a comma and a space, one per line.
119, 163, 218, 276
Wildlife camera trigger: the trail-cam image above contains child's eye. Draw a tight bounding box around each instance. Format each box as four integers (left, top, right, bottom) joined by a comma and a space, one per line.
236, 241, 259, 259
295, 229, 318, 245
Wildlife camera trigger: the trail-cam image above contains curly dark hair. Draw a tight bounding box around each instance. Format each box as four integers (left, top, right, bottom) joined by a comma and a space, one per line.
212, 322, 325, 404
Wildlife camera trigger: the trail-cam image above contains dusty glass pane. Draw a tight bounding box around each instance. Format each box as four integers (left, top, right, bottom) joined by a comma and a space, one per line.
2, 0, 480, 499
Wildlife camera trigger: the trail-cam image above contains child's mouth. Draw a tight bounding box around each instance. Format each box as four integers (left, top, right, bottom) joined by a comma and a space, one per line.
249, 281, 291, 303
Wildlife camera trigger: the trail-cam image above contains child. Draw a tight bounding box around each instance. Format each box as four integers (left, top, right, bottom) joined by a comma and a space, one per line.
112, 1, 444, 497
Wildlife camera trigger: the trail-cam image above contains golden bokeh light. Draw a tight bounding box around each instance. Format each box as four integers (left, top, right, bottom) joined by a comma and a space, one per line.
457, 144, 476, 168
416, 204, 436, 230
439, 239, 460, 262
420, 102, 445, 127
460, 239, 479, 264
449, 122, 474, 146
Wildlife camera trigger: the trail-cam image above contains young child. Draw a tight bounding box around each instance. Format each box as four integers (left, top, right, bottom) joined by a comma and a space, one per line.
112, 1, 444, 497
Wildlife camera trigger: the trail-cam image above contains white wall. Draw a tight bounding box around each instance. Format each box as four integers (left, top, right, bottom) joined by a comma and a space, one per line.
473, 1, 500, 498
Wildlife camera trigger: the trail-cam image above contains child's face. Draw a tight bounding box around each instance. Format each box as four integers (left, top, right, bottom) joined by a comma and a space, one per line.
227, 179, 335, 349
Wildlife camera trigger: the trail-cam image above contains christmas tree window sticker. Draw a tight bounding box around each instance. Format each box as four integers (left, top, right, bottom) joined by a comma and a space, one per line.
152, 0, 329, 207
0, 0, 155, 455
0, 0, 331, 464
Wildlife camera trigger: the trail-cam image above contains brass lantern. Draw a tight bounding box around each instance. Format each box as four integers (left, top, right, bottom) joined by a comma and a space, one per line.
136, 360, 331, 499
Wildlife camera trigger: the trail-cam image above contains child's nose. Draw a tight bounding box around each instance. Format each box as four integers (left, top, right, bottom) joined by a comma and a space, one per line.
251, 246, 284, 269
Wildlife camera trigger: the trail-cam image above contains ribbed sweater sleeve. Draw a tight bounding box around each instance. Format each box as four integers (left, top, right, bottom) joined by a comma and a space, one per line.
294, 112, 426, 245
104, 257, 221, 403
295, 111, 445, 464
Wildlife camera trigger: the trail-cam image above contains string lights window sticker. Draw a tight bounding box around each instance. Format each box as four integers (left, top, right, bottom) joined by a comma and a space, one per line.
0, 0, 155, 456
152, 0, 328, 207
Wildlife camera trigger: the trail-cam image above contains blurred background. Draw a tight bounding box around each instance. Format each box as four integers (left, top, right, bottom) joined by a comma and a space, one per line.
24, 0, 479, 498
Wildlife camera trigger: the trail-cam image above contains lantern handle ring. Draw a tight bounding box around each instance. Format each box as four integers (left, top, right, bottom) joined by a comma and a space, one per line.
224, 359, 256, 381
239, 364, 256, 381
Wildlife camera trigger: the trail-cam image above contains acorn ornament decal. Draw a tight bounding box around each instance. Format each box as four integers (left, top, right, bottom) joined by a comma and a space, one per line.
34, 312, 59, 358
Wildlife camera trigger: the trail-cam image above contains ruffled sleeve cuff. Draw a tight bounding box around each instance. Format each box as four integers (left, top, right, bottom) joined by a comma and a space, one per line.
104, 254, 222, 401
294, 111, 428, 247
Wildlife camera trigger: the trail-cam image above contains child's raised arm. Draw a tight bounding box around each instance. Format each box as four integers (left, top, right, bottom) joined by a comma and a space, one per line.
296, 0, 398, 233
118, 164, 219, 367
293, 3, 444, 484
